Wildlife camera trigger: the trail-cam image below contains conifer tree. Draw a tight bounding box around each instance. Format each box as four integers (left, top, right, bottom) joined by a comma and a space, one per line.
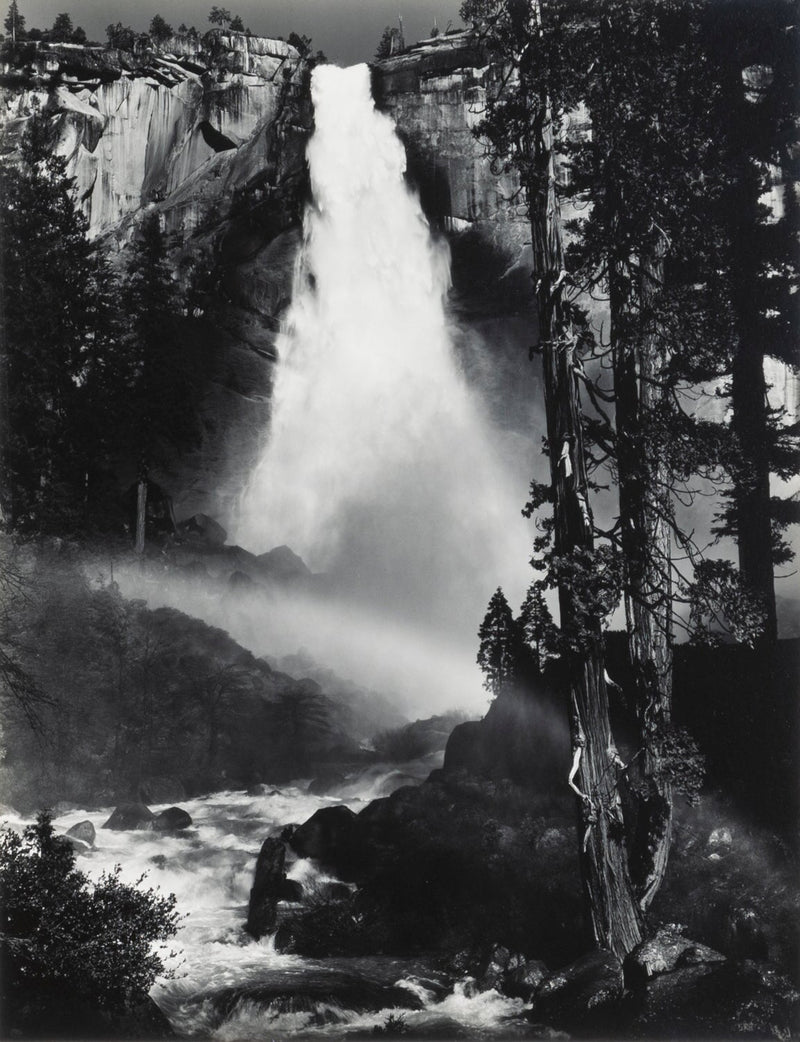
149, 14, 173, 45
115, 213, 197, 551
477, 587, 524, 698
3, 1, 25, 45
519, 582, 556, 673
50, 12, 72, 39
0, 110, 113, 532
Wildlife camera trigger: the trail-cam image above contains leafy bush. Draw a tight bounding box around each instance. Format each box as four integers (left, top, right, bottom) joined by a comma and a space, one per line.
0, 813, 180, 1013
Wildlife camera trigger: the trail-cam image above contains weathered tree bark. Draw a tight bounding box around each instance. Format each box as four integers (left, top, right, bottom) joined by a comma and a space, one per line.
530, 101, 643, 958
718, 46, 778, 643
135, 471, 147, 555
611, 246, 674, 910
731, 285, 777, 644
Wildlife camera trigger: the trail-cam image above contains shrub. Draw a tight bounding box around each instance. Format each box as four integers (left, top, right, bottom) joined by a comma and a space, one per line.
0, 812, 180, 1013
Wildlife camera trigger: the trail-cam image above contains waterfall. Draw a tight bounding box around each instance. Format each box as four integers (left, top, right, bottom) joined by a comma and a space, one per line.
234, 63, 532, 703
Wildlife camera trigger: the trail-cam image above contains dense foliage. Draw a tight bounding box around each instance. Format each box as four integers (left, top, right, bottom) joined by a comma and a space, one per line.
0, 812, 179, 1012
0, 546, 357, 809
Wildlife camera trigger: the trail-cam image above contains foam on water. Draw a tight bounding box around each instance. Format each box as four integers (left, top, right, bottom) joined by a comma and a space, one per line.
2, 776, 531, 1038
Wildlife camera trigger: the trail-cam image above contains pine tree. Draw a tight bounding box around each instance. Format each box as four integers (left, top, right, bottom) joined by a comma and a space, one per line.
0, 109, 113, 532
114, 213, 197, 551
477, 588, 524, 699
519, 582, 556, 673
208, 6, 232, 28
149, 14, 173, 45
50, 12, 73, 40
3, 1, 25, 45
703, 2, 800, 642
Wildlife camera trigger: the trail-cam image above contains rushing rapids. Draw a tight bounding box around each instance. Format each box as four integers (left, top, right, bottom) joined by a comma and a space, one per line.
3, 762, 530, 1039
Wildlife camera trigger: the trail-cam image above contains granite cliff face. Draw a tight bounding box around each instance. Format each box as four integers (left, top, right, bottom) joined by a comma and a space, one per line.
374, 31, 533, 312
1, 31, 534, 525
2, 31, 314, 521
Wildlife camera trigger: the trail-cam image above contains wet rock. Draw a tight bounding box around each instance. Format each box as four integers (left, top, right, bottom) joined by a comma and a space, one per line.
290, 805, 358, 869
246, 836, 286, 939
534, 950, 624, 1024
153, 807, 192, 831
504, 959, 549, 1000
66, 820, 96, 847
621, 959, 800, 1039
478, 944, 512, 990
280, 823, 298, 842
625, 925, 725, 984
102, 803, 155, 831
178, 512, 227, 547
257, 545, 311, 583
318, 880, 352, 902
278, 878, 303, 902
56, 834, 92, 856
212, 969, 423, 1021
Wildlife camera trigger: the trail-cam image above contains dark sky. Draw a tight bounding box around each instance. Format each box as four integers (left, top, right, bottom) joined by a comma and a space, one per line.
21, 1, 467, 64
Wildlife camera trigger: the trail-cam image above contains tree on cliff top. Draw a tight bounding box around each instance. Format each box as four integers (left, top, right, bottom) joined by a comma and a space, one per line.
49, 12, 72, 40
477, 588, 525, 699
3, 1, 25, 44
105, 21, 136, 49
208, 6, 232, 28
149, 13, 172, 45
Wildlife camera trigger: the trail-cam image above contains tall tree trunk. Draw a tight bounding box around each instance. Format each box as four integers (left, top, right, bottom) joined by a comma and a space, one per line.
731, 323, 777, 642
531, 104, 642, 959
135, 467, 147, 555
722, 50, 778, 643
611, 247, 674, 910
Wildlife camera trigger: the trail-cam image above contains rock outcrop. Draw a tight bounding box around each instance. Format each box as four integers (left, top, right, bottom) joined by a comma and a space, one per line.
374, 31, 533, 312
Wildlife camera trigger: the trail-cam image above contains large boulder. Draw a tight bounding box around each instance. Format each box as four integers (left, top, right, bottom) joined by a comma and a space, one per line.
246, 837, 286, 939
504, 959, 549, 1001
625, 925, 725, 985
102, 803, 155, 831
534, 950, 624, 1025
153, 807, 192, 832
443, 688, 569, 790
621, 959, 800, 1039
66, 820, 96, 847
257, 545, 311, 583
289, 805, 358, 870
177, 513, 227, 547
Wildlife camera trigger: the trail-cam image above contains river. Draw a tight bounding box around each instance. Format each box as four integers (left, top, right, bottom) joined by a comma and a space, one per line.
10, 760, 530, 1040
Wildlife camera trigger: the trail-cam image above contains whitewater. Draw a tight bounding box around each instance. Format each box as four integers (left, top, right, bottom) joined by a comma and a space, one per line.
3, 765, 529, 1038
234, 63, 532, 662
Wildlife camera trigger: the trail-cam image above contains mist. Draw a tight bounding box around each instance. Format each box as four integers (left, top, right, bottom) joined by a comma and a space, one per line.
177, 63, 540, 712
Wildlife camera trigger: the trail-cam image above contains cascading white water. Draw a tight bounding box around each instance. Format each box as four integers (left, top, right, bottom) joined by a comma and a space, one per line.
234, 64, 532, 651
